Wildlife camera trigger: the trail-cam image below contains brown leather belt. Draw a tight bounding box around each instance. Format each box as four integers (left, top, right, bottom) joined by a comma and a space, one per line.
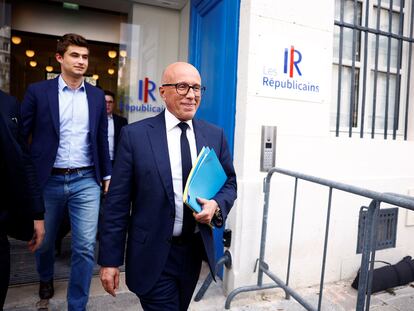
51, 166, 94, 175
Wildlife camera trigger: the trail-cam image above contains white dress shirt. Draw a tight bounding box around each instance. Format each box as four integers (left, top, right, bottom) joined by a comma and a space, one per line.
164, 109, 197, 236
54, 75, 92, 168
107, 114, 115, 161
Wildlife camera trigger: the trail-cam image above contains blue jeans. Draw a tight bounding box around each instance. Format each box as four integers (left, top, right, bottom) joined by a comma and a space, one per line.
35, 169, 100, 311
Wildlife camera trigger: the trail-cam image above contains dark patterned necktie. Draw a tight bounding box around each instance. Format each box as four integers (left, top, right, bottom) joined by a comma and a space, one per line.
178, 122, 196, 236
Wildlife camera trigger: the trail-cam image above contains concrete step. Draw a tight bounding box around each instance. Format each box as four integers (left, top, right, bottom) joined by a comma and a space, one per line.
4, 267, 414, 310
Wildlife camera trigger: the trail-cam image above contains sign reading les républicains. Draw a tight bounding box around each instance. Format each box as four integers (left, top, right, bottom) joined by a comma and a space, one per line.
119, 77, 164, 114
256, 29, 327, 103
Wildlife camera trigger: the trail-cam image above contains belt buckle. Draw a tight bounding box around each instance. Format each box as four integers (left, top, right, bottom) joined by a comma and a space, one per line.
64, 168, 72, 174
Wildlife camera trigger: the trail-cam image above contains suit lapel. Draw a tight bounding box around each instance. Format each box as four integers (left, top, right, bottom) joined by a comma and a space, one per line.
85, 83, 97, 134
193, 119, 208, 153
113, 115, 118, 147
113, 115, 120, 141
47, 78, 60, 135
147, 112, 175, 208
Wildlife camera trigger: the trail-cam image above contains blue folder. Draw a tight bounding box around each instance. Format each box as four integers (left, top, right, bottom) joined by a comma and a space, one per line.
183, 147, 227, 213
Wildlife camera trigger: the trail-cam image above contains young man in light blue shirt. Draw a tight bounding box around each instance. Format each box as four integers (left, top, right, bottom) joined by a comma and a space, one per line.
21, 33, 111, 311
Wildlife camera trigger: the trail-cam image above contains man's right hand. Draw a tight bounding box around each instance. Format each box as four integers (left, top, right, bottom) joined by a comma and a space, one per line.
99, 267, 120, 297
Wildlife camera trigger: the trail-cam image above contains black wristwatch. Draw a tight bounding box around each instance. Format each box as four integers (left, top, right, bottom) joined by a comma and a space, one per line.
212, 207, 223, 228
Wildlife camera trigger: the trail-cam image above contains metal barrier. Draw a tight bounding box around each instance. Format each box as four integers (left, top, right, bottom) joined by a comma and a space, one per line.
194, 250, 232, 301
225, 167, 414, 310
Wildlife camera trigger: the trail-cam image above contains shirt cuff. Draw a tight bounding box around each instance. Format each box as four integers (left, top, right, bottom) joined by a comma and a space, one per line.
103, 175, 111, 181
33, 212, 44, 220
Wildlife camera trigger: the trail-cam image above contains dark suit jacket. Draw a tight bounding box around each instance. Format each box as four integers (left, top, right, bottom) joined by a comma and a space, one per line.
0, 90, 44, 239
21, 77, 112, 189
98, 111, 237, 295
112, 113, 128, 156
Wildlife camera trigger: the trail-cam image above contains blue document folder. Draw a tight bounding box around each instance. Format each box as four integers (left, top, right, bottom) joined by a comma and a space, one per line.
183, 147, 227, 213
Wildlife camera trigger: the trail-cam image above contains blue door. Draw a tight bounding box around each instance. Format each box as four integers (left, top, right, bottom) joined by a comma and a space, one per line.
189, 0, 240, 277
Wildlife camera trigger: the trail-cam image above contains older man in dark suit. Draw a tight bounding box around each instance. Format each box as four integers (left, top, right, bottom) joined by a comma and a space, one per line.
0, 90, 45, 310
99, 62, 237, 311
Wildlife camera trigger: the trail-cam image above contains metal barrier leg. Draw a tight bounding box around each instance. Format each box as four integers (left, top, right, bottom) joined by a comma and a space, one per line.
365, 201, 380, 311
194, 274, 213, 301
194, 251, 232, 301
225, 283, 279, 310
356, 200, 379, 311
225, 175, 278, 309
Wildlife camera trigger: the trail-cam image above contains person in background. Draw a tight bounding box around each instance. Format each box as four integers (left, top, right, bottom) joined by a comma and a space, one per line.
21, 33, 111, 310
0, 90, 45, 310
98, 62, 237, 311
104, 90, 127, 165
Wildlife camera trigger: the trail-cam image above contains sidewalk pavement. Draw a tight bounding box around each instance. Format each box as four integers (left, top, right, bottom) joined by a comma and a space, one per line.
4, 264, 414, 310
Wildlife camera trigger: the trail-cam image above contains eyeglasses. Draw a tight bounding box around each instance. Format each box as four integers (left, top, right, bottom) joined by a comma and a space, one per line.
162, 82, 206, 96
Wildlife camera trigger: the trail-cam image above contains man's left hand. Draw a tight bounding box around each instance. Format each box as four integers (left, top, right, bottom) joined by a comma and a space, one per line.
194, 198, 218, 225
28, 220, 45, 252
102, 179, 111, 195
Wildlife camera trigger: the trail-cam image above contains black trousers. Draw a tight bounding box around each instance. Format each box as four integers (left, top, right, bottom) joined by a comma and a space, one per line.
0, 230, 10, 311
138, 233, 204, 311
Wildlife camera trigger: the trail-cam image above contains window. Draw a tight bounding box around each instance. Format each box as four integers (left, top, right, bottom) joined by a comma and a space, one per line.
3, 41, 10, 51
332, 0, 413, 139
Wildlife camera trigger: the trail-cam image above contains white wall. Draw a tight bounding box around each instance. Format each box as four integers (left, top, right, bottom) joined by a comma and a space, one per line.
227, 0, 414, 293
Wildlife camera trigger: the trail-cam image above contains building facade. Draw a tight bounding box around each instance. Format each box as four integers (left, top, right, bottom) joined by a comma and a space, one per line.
229, 0, 414, 292
1, 0, 413, 296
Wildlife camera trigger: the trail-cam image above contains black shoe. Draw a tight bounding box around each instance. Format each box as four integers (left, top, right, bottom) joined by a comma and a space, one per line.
39, 280, 54, 299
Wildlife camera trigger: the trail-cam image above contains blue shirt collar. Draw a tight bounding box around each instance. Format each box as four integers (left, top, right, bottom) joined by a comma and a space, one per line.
58, 75, 85, 92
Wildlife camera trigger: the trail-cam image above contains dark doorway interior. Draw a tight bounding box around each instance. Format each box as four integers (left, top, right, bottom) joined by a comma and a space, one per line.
10, 30, 119, 101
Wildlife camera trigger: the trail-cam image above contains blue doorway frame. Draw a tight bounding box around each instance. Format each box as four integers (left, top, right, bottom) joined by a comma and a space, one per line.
188, 0, 240, 277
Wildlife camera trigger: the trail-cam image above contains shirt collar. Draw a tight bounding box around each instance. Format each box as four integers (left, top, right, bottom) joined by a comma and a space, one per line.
58, 75, 85, 92
107, 114, 113, 119
164, 108, 193, 132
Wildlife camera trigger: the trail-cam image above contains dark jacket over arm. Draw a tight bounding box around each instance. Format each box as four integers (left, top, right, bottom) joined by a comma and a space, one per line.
0, 90, 44, 232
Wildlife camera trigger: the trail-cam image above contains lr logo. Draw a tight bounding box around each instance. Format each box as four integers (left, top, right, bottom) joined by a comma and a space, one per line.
283, 46, 302, 78
138, 77, 156, 103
